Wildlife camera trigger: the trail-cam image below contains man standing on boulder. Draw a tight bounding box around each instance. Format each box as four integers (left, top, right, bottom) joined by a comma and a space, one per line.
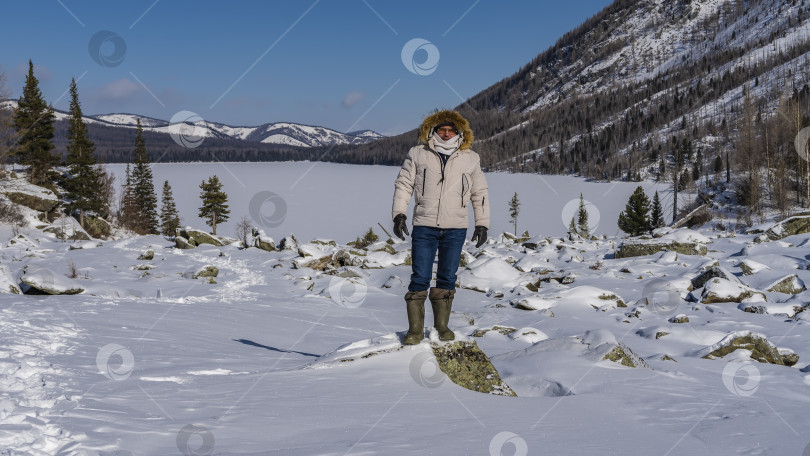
392, 110, 490, 345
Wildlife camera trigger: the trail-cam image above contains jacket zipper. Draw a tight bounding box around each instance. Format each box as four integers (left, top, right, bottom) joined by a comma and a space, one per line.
421, 169, 426, 197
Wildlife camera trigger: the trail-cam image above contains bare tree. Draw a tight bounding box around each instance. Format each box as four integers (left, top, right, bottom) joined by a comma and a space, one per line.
235, 215, 252, 248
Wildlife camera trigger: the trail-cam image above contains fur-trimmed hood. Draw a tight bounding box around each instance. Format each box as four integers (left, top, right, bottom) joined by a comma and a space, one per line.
418, 110, 474, 150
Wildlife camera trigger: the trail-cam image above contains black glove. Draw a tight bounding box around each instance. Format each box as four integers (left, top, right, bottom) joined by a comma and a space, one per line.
471, 225, 487, 248
393, 213, 409, 240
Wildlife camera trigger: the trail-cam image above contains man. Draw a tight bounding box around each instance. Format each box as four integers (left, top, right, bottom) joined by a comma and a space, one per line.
392, 109, 490, 345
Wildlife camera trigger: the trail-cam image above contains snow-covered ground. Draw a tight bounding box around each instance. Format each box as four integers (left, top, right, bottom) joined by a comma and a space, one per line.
1, 165, 809, 455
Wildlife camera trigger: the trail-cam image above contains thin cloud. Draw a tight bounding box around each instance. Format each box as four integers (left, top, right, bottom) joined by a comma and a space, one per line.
97, 78, 142, 101
341, 91, 365, 108
12, 62, 52, 80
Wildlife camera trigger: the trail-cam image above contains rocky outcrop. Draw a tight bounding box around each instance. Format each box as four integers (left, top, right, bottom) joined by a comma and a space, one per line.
431, 341, 516, 396
175, 227, 233, 249
20, 269, 84, 295
615, 240, 707, 258
701, 278, 766, 304
193, 266, 219, 279
761, 215, 810, 241
700, 332, 799, 366
765, 274, 806, 294
79, 214, 112, 239
2, 191, 58, 212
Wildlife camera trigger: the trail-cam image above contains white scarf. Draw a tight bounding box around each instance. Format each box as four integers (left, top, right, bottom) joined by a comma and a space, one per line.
432, 131, 461, 155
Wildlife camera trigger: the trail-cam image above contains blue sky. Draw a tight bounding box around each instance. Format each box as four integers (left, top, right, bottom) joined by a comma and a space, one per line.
1, 0, 613, 136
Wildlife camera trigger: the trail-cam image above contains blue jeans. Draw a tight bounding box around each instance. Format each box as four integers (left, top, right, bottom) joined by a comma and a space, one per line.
409, 225, 466, 292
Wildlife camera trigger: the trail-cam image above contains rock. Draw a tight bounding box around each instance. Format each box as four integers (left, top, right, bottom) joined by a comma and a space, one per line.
303, 250, 360, 271
701, 278, 766, 304
615, 240, 708, 258
180, 228, 224, 247
175, 236, 194, 250
661, 355, 677, 362
193, 266, 219, 279
0, 265, 21, 294
79, 214, 112, 239
739, 259, 769, 276
382, 275, 403, 288
700, 332, 799, 366
655, 331, 670, 339
763, 215, 810, 241
20, 269, 84, 295
430, 341, 516, 396
254, 236, 276, 251
690, 266, 739, 290
669, 314, 689, 324
2, 191, 58, 212
740, 304, 768, 314
278, 235, 298, 251
601, 343, 650, 368
471, 326, 517, 337
765, 274, 807, 295
138, 250, 155, 260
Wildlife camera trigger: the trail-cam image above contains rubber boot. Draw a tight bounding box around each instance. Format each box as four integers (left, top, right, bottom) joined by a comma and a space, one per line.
429, 287, 456, 341
403, 290, 427, 345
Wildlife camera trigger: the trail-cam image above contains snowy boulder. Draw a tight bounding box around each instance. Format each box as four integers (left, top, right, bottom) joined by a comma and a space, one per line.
431, 341, 516, 396
457, 257, 525, 293
68, 241, 102, 250
690, 265, 740, 290
79, 213, 112, 239
138, 249, 155, 260
698, 331, 799, 366
301, 249, 361, 271
193, 266, 219, 279
175, 227, 230, 248
762, 215, 810, 241
0, 265, 21, 294
510, 327, 549, 344
765, 274, 806, 295
20, 268, 84, 295
582, 330, 649, 368
44, 218, 91, 241
739, 259, 770, 276
278, 235, 298, 251
362, 250, 410, 269
2, 190, 58, 212
512, 295, 557, 311
615, 239, 707, 258
471, 326, 517, 337
700, 278, 766, 304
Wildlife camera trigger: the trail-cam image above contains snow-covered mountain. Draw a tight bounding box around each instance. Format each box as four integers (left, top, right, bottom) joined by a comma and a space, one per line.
0, 100, 384, 148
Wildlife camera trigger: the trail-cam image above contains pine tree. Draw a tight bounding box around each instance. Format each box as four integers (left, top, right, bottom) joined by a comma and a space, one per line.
118, 164, 139, 230
198, 175, 230, 235
12, 60, 57, 186
131, 119, 159, 234
617, 186, 651, 236
159, 180, 181, 236
568, 215, 578, 236
576, 193, 590, 237
650, 191, 665, 232
64, 78, 106, 226
508, 192, 520, 236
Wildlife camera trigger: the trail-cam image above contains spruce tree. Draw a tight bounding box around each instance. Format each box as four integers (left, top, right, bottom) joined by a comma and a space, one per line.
159, 180, 181, 236
12, 60, 57, 186
617, 186, 651, 236
198, 175, 230, 235
650, 191, 665, 232
119, 164, 139, 230
508, 192, 520, 236
576, 193, 590, 237
64, 78, 106, 226
131, 119, 159, 234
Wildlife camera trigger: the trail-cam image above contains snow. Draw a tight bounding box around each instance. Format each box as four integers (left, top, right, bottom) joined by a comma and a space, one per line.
1, 165, 810, 455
